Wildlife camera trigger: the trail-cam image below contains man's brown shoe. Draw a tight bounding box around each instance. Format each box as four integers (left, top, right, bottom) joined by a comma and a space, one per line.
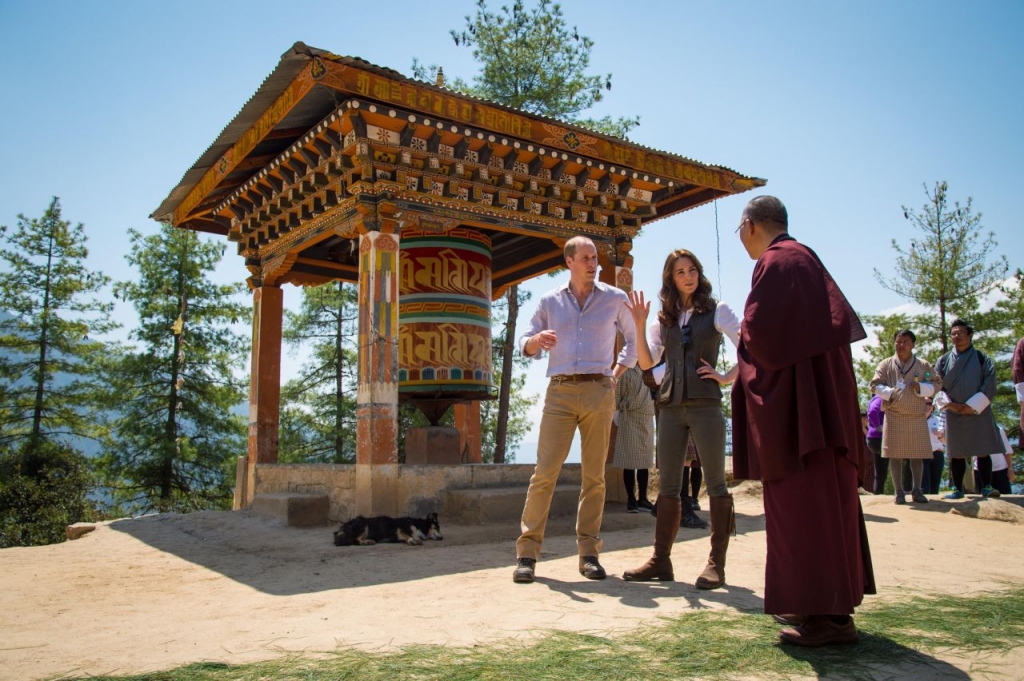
579, 555, 607, 580
778, 616, 858, 647
771, 613, 807, 626
513, 557, 536, 584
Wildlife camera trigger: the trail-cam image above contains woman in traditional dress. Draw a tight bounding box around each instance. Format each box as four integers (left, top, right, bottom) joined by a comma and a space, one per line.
612, 364, 656, 513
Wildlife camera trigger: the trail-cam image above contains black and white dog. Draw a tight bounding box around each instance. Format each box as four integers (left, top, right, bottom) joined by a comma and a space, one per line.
333, 512, 443, 546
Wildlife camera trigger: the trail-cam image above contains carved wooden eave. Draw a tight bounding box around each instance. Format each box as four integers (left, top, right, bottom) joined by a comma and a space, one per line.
152, 42, 765, 297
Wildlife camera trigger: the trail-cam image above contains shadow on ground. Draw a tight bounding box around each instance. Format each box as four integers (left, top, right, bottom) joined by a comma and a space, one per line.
106, 500, 766, 597
779, 630, 972, 680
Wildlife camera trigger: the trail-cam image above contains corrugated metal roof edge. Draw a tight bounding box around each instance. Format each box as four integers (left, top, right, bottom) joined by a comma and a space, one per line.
152, 42, 765, 223
152, 42, 317, 222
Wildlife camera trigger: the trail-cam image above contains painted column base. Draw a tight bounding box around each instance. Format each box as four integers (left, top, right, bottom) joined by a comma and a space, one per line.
355, 463, 400, 517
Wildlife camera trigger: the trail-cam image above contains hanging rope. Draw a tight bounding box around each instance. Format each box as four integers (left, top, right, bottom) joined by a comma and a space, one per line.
714, 200, 726, 366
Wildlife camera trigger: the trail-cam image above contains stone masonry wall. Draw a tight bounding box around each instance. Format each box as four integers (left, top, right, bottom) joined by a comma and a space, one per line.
254, 462, 586, 522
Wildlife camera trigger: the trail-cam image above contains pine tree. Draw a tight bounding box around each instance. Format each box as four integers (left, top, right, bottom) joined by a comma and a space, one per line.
0, 197, 116, 448
98, 225, 248, 514
421, 0, 640, 137
480, 360, 532, 463
0, 197, 112, 545
278, 281, 359, 463
488, 287, 535, 462
874, 181, 1008, 354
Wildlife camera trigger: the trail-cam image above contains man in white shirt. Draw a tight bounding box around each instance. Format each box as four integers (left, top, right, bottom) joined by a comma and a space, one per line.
512, 236, 636, 584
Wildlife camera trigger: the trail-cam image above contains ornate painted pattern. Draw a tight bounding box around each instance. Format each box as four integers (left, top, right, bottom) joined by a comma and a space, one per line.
357, 231, 400, 406
539, 122, 602, 156
398, 228, 493, 392
616, 266, 634, 292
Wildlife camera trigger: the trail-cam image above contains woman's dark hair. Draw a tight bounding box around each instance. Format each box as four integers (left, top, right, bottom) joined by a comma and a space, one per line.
657, 249, 715, 327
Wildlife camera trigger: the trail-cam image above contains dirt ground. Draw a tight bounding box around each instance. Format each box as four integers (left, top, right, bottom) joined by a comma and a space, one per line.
3, 483, 1024, 680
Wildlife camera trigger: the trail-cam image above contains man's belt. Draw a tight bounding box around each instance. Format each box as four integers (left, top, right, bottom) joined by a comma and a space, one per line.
551, 373, 607, 383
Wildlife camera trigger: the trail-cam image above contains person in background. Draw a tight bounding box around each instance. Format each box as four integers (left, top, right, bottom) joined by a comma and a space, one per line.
512, 236, 636, 584
923, 398, 946, 495
858, 408, 872, 494
731, 195, 875, 646
934, 319, 1004, 500
870, 329, 940, 504
865, 394, 886, 494
651, 440, 710, 529
684, 454, 704, 511
973, 426, 1015, 495
612, 364, 656, 513
679, 440, 709, 529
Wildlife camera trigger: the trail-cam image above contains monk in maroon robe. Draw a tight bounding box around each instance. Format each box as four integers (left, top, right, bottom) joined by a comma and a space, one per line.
732, 196, 875, 647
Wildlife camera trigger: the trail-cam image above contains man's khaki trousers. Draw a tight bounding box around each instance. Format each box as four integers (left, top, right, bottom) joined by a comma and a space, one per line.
516, 377, 615, 560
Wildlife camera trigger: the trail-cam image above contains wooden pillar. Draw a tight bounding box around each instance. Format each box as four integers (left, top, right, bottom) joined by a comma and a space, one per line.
454, 402, 483, 463
355, 229, 401, 515
244, 285, 283, 507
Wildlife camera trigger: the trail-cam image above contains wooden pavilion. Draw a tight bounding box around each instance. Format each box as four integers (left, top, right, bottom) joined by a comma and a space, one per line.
152, 42, 765, 516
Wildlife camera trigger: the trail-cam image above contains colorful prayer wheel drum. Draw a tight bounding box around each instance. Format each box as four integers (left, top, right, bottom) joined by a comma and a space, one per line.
398, 227, 493, 398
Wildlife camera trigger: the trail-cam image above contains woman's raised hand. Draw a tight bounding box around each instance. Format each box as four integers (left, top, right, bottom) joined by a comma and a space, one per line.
625, 290, 650, 328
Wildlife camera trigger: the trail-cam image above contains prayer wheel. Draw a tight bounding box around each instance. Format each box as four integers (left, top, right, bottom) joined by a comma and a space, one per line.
398, 227, 494, 422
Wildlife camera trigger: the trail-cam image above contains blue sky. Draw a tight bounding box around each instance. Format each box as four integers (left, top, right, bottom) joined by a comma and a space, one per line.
2, 1, 1022, 461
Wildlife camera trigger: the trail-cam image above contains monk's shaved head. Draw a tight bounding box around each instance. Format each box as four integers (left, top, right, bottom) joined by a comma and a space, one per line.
744, 196, 788, 230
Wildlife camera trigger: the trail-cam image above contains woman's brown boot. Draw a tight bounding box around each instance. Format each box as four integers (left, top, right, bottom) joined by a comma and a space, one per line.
623, 495, 681, 581
695, 494, 735, 590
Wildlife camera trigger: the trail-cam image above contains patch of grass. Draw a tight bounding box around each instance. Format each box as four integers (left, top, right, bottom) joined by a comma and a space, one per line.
66, 587, 1024, 681
862, 588, 1024, 651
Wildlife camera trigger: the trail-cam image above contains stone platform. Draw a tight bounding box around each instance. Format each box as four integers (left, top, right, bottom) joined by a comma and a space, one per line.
444, 484, 582, 525
251, 492, 329, 526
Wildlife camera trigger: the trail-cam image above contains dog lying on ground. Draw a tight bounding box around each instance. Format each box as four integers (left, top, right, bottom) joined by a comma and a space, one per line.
333, 512, 443, 546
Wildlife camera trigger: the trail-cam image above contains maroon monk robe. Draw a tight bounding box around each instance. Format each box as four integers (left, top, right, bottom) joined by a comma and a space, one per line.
732, 234, 876, 615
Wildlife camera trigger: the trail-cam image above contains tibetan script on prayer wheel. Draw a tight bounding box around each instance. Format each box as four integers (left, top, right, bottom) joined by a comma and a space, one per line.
399, 227, 493, 397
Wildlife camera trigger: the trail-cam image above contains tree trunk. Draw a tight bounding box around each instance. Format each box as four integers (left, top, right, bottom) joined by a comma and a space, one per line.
494, 285, 519, 464
31, 230, 57, 440
163, 328, 181, 505
939, 302, 948, 355
163, 237, 188, 505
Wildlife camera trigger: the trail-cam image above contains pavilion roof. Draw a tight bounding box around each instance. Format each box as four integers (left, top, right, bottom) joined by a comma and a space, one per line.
152, 42, 764, 229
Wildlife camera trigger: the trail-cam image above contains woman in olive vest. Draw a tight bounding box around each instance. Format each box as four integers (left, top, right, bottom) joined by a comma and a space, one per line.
623, 249, 741, 587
